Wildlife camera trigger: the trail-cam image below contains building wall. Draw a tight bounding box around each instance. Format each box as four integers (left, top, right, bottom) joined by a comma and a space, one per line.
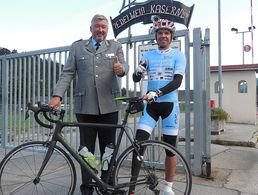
210, 71, 256, 124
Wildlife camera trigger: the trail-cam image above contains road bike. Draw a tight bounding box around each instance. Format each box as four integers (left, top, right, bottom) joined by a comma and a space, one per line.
0, 97, 192, 194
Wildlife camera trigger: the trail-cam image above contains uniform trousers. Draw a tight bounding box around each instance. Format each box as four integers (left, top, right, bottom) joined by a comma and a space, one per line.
76, 112, 118, 195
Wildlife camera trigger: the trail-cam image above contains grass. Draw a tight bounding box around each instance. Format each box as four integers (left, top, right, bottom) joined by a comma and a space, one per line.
0, 111, 76, 141
212, 139, 256, 148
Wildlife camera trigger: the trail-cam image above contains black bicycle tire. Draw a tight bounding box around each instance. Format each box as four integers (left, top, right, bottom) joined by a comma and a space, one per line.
113, 140, 192, 195
0, 141, 76, 195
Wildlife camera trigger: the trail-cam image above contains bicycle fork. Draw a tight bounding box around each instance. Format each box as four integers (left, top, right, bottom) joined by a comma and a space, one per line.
33, 141, 56, 184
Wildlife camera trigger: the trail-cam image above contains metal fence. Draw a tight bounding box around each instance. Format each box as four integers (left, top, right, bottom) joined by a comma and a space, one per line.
0, 46, 75, 147
1, 29, 211, 176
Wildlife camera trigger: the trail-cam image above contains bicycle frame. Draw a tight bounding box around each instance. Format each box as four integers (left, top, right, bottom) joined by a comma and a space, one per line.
0, 98, 192, 195
34, 100, 138, 193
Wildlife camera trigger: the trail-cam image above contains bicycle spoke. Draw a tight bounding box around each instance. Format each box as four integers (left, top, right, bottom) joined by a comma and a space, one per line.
114, 140, 192, 195
0, 142, 76, 195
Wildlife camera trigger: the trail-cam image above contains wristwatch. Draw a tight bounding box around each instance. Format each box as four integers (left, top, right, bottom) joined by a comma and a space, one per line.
155, 89, 163, 97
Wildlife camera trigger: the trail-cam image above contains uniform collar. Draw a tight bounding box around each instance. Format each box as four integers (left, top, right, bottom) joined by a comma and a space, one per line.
85, 38, 110, 53
91, 38, 102, 47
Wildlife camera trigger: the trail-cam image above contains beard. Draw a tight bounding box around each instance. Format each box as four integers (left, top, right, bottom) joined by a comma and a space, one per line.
158, 41, 171, 50
158, 44, 167, 49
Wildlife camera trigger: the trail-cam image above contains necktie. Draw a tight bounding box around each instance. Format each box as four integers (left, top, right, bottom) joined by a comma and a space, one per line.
95, 42, 100, 51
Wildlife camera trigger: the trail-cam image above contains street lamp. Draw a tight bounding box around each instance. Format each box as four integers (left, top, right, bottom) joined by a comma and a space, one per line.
231, 26, 256, 64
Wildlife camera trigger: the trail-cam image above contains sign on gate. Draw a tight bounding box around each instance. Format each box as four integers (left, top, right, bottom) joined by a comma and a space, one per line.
110, 0, 194, 37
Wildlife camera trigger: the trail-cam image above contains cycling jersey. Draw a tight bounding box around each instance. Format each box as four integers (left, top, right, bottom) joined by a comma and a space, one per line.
141, 48, 186, 103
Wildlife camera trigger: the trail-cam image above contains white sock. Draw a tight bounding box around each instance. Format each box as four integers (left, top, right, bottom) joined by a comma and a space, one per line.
164, 181, 173, 192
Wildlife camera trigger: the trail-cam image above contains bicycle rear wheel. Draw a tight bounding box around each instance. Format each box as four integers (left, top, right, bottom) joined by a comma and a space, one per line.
0, 141, 76, 195
113, 140, 192, 195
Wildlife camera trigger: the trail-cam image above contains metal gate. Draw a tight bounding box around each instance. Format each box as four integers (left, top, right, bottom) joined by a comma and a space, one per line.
0, 28, 210, 176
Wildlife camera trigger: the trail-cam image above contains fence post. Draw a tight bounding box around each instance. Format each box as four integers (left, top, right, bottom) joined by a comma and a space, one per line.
183, 29, 192, 166
203, 28, 211, 177
193, 28, 204, 175
1, 57, 9, 148
193, 28, 211, 176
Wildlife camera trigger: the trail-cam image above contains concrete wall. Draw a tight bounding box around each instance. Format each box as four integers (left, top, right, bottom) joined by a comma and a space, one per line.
210, 71, 256, 124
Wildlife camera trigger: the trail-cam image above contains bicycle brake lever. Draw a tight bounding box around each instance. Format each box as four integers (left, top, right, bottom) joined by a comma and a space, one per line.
38, 102, 53, 112
27, 102, 40, 112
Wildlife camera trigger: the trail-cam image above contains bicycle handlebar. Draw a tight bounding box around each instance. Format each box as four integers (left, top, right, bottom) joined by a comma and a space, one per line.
27, 97, 143, 128
27, 102, 65, 129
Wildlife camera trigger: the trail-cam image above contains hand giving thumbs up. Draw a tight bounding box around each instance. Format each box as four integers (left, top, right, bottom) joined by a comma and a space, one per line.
114, 56, 124, 76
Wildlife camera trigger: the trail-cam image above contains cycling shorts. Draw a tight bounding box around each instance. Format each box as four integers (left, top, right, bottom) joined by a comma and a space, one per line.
137, 101, 180, 136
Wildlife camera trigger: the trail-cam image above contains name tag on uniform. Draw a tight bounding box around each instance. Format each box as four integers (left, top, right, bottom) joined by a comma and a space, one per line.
105, 53, 115, 58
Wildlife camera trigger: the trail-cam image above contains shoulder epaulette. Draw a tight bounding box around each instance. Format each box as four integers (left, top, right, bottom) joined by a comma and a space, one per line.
73, 39, 83, 43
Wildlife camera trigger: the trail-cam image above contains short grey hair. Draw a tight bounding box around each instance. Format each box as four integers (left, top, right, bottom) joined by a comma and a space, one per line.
91, 14, 109, 26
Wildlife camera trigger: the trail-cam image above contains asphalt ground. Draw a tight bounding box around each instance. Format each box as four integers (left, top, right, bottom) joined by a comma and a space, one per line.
190, 122, 258, 195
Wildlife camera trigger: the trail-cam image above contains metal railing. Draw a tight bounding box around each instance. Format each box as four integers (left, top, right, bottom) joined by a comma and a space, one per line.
1, 29, 211, 176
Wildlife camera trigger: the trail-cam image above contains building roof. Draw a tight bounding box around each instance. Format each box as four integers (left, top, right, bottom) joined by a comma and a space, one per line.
210, 64, 258, 73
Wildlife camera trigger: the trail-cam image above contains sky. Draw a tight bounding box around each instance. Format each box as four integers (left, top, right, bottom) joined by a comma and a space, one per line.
0, 0, 257, 66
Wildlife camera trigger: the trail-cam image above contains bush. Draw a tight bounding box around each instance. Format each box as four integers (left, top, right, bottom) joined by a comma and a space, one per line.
211, 107, 230, 121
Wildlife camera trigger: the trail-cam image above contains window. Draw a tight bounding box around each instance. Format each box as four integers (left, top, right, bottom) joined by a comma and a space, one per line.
238, 80, 248, 93
214, 81, 223, 93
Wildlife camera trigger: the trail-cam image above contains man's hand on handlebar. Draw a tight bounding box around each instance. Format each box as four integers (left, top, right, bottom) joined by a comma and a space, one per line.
27, 101, 65, 129
143, 89, 163, 103
49, 96, 61, 108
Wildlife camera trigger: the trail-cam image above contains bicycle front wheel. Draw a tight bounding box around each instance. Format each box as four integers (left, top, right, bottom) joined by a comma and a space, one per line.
113, 140, 192, 195
0, 141, 76, 195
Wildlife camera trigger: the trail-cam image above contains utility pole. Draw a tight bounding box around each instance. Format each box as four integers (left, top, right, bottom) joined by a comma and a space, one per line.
218, 0, 222, 108
250, 0, 254, 64
231, 27, 255, 64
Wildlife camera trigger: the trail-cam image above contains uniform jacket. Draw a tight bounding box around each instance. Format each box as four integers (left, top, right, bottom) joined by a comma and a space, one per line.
53, 38, 129, 115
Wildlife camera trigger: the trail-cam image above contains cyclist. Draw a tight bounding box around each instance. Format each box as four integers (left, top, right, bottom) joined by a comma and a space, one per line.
130, 18, 186, 195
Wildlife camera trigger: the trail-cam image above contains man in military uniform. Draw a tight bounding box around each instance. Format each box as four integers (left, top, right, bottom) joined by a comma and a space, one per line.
49, 14, 129, 195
